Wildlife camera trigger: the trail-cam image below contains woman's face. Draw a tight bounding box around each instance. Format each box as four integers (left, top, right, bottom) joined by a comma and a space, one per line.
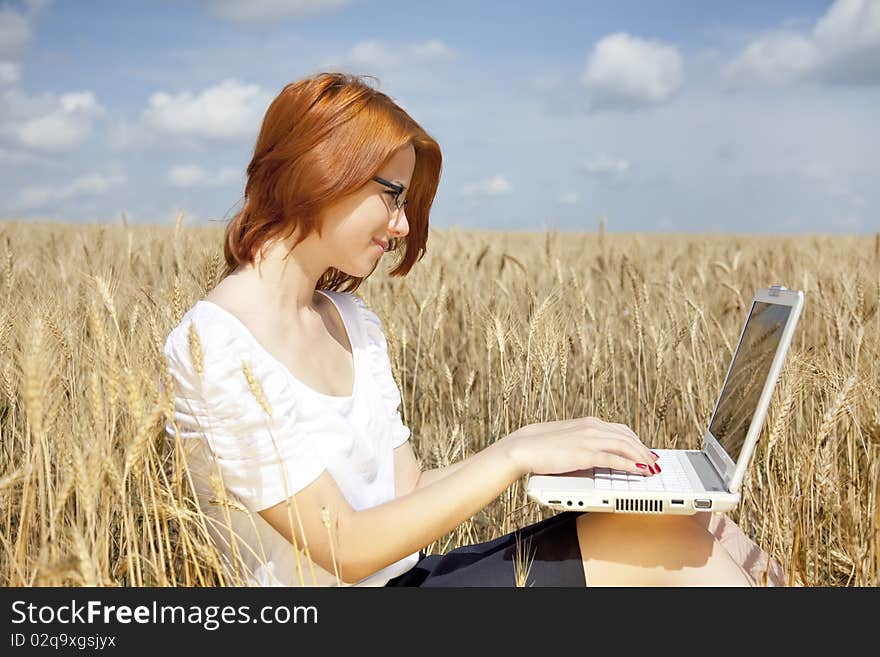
319, 143, 415, 278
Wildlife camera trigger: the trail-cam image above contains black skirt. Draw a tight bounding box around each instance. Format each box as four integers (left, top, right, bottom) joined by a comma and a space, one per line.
384, 511, 586, 587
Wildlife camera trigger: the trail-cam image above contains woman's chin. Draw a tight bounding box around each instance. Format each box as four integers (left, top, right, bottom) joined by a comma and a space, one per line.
342, 260, 379, 278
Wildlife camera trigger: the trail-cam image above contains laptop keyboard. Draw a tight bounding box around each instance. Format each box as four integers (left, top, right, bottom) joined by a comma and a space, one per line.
593, 451, 696, 492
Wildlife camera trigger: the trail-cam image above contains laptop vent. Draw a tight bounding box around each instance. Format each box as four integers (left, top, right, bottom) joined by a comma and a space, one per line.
615, 498, 663, 513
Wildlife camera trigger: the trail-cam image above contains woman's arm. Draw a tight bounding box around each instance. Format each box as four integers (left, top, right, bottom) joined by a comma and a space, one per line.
260, 434, 522, 584
416, 462, 469, 489
393, 440, 480, 497
340, 436, 521, 583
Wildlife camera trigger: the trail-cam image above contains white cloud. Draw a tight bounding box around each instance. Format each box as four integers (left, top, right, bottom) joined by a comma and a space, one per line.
724, 32, 820, 87
0, 61, 20, 85
460, 174, 513, 197
410, 39, 457, 61
198, 0, 351, 24
14, 172, 127, 209
330, 38, 458, 70
578, 153, 631, 177
142, 78, 273, 141
2, 89, 105, 151
0, 6, 31, 59
314, 39, 458, 95
347, 40, 395, 68
582, 32, 684, 110
0, 5, 99, 158
107, 118, 151, 151
558, 191, 580, 205
0, 144, 61, 167
168, 163, 242, 187
724, 0, 880, 88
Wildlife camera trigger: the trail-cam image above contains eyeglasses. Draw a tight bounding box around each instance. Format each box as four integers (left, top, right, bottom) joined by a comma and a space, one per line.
372, 176, 409, 213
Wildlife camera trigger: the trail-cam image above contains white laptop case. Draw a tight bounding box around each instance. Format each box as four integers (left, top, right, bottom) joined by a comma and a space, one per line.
525, 285, 805, 515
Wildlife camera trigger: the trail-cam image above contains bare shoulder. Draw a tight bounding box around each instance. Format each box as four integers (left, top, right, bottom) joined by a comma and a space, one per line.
203, 276, 249, 313
203, 277, 344, 356
201, 277, 282, 348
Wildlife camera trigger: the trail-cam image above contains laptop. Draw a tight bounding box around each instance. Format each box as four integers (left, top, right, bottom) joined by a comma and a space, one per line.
526, 285, 804, 515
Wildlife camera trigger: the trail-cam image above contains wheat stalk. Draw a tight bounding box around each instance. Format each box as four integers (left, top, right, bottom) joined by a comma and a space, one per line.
512, 530, 536, 587
241, 361, 271, 417
239, 360, 318, 586
0, 462, 33, 494
70, 521, 99, 586
321, 507, 342, 586
21, 315, 47, 441
123, 403, 165, 480
44, 313, 72, 363
187, 321, 204, 376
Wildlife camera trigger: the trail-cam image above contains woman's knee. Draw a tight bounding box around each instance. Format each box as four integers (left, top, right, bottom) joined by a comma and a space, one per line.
686, 512, 785, 586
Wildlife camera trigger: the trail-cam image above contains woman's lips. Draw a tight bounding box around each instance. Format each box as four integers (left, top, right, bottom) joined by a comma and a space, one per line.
372, 238, 388, 252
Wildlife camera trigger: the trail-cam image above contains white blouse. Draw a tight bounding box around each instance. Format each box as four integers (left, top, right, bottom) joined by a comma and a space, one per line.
161, 289, 419, 586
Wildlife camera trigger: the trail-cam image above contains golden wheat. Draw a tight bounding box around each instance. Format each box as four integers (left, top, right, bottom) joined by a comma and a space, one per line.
0, 221, 877, 586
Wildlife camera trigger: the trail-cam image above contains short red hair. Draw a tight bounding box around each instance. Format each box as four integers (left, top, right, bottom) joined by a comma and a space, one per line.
222, 71, 443, 292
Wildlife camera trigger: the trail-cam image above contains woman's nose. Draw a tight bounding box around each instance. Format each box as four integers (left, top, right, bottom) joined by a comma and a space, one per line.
390, 209, 409, 237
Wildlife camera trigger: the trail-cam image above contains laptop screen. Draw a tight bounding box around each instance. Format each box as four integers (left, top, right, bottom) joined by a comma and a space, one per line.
708, 300, 792, 462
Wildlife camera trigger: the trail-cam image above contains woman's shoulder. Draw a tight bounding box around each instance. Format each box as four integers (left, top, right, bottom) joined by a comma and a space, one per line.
162, 300, 289, 406
163, 300, 242, 370
162, 303, 309, 439
325, 290, 387, 347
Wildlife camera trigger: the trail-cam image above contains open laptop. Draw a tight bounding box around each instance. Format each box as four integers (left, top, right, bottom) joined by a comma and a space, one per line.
526, 285, 804, 515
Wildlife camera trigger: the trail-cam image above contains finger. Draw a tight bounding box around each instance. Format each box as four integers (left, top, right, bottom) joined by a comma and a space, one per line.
584, 435, 656, 475
605, 423, 657, 464
595, 451, 653, 476
571, 419, 656, 468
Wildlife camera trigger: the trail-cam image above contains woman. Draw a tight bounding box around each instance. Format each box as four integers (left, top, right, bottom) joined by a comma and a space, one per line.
162, 71, 785, 587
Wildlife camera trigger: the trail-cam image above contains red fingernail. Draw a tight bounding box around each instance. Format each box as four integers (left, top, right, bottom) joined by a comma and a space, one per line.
650, 451, 659, 459
654, 463, 662, 473
635, 463, 647, 469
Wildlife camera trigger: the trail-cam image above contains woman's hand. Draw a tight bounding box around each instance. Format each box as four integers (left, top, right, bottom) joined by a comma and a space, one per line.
501, 417, 659, 478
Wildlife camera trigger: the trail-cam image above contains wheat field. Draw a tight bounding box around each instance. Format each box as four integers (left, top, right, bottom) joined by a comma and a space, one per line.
1, 217, 878, 587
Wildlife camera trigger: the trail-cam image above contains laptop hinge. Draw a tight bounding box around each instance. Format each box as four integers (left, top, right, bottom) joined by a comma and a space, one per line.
684, 452, 727, 493
701, 436, 733, 491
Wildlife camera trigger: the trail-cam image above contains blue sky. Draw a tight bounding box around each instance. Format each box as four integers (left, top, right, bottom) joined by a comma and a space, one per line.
1, 0, 877, 234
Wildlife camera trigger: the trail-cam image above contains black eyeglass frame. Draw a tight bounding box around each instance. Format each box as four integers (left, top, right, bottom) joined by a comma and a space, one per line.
372, 176, 409, 212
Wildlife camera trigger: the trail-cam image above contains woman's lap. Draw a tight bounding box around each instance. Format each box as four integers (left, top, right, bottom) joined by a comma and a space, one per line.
384, 512, 586, 587
383, 510, 786, 587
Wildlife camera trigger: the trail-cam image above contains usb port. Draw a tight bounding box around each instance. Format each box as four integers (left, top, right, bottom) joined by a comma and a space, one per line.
548, 500, 562, 504
671, 499, 684, 505
694, 499, 712, 509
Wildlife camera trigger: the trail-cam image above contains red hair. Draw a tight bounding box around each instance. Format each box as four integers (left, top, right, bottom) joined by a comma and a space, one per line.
222, 71, 442, 292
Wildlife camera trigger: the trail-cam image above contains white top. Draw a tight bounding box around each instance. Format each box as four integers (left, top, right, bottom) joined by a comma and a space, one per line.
161, 289, 420, 586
